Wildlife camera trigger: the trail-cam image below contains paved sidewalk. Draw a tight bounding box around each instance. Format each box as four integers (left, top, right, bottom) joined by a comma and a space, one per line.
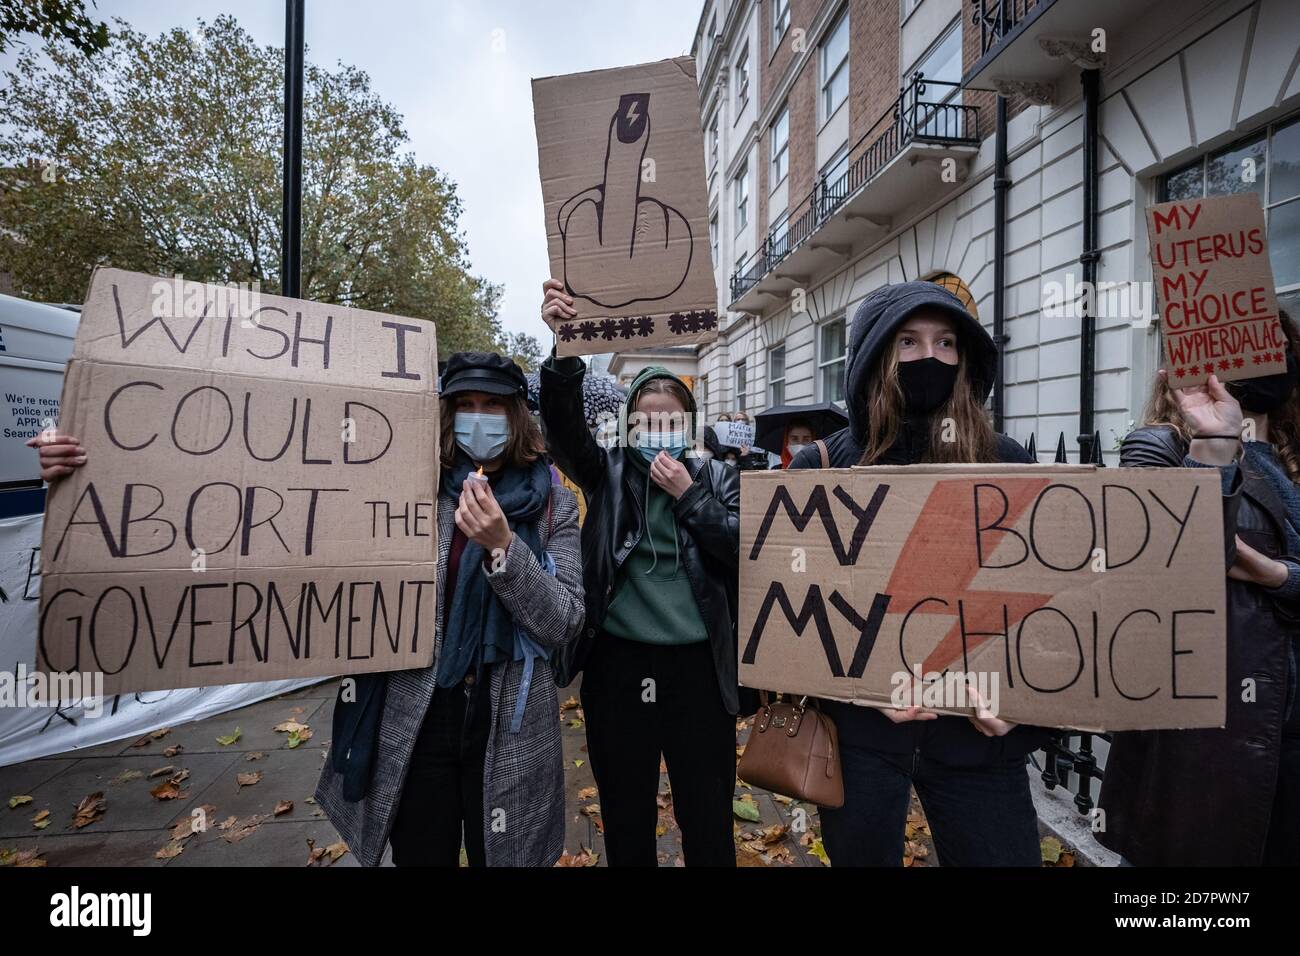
0, 679, 934, 867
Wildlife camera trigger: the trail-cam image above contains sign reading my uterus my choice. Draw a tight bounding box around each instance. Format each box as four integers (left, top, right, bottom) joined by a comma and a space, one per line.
38, 268, 439, 694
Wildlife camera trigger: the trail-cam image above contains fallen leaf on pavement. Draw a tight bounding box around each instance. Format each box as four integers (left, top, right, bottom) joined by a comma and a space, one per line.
155, 841, 186, 860
7, 795, 32, 810
72, 792, 106, 829
150, 728, 171, 740
148, 765, 176, 779
216, 727, 242, 747
112, 770, 143, 785
732, 797, 761, 823
235, 771, 262, 789
274, 800, 293, 816
554, 846, 598, 867
31, 810, 50, 830
222, 814, 267, 844
245, 752, 266, 761
560, 696, 579, 711
163, 745, 183, 758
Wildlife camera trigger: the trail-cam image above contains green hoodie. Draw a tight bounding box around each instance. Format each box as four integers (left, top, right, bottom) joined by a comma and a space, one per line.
601, 366, 709, 646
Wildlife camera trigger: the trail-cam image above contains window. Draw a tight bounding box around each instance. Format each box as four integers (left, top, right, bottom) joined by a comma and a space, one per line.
709, 113, 719, 168
735, 166, 749, 230
698, 373, 709, 411
735, 44, 750, 113
709, 213, 719, 266
908, 20, 963, 137
707, 13, 717, 50
901, 0, 922, 20
773, 0, 790, 45
1162, 112, 1300, 298
820, 10, 850, 122
819, 317, 847, 404
768, 343, 787, 406
735, 360, 748, 412
770, 105, 790, 185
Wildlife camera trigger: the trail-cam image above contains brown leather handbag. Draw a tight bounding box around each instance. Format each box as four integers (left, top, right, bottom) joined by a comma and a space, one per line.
737, 692, 844, 808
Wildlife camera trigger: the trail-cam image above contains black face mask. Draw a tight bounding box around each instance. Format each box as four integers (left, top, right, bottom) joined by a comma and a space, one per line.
1226, 352, 1298, 414
897, 357, 959, 414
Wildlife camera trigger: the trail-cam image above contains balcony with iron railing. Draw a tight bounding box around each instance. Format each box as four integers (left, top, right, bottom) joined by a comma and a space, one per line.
728, 75, 980, 313
963, 0, 1162, 92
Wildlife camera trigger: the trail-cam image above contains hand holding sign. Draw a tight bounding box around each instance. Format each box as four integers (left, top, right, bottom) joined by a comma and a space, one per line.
557, 93, 693, 309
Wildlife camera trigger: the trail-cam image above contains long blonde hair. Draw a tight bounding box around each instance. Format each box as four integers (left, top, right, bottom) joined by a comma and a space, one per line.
1141, 309, 1300, 483
856, 333, 998, 465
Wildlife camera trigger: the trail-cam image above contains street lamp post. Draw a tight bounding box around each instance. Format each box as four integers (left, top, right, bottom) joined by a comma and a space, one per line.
281, 0, 305, 299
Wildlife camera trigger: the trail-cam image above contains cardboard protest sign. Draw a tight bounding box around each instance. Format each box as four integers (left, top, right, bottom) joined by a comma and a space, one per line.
739, 465, 1227, 732
37, 269, 439, 694
1147, 193, 1286, 386
533, 57, 720, 357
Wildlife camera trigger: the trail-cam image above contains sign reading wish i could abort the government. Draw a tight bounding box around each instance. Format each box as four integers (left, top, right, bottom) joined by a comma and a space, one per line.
738, 464, 1227, 733
1147, 192, 1287, 387
37, 268, 440, 694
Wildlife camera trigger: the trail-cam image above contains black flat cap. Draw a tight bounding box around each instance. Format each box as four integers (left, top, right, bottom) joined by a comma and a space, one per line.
441, 351, 528, 398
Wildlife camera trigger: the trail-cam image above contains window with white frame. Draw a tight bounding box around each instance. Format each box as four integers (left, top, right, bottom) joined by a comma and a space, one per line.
820, 9, 850, 123
735, 359, 748, 412
735, 166, 749, 230
819, 317, 847, 404
770, 105, 790, 186
709, 212, 719, 266
709, 112, 719, 168
773, 0, 791, 45
1162, 112, 1300, 316
821, 142, 849, 191
698, 373, 709, 411
735, 44, 750, 114
906, 18, 962, 137
768, 343, 787, 406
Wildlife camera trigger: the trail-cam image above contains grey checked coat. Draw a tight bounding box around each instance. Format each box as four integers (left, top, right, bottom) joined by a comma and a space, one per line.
315, 484, 585, 867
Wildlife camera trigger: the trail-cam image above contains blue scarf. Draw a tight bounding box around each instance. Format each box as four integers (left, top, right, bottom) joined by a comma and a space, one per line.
435, 453, 551, 688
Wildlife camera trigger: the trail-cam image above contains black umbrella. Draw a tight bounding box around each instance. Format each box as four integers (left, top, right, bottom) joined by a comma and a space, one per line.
753, 402, 848, 453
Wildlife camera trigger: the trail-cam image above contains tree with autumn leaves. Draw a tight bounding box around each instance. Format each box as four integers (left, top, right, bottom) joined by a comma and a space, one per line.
0, 14, 541, 367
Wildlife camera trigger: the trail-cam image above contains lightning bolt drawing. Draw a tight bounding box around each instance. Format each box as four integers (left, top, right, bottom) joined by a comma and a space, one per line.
884, 477, 1055, 674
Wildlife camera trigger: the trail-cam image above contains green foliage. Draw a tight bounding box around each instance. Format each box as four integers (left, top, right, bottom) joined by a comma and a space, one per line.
0, 15, 536, 360
0, 0, 109, 57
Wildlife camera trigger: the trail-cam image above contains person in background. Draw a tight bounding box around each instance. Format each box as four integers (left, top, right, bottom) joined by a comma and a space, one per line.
787, 280, 1049, 866
1097, 311, 1300, 866
540, 278, 741, 867
778, 419, 815, 469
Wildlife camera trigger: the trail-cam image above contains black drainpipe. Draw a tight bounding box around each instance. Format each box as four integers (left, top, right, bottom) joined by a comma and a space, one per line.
992, 94, 1009, 433
1078, 68, 1101, 463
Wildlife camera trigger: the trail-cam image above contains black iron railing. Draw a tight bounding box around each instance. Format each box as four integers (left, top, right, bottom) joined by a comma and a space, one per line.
729, 75, 979, 303
971, 0, 1040, 58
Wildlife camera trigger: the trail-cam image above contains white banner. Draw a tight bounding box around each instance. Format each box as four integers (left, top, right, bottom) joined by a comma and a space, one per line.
0, 512, 322, 767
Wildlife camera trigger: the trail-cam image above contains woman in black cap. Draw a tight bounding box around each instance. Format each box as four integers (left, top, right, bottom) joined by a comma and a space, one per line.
539, 279, 741, 867
786, 280, 1049, 867
33, 351, 586, 867
310, 352, 585, 866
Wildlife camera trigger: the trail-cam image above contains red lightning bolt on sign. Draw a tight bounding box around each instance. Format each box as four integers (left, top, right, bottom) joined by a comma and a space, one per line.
883, 477, 1054, 673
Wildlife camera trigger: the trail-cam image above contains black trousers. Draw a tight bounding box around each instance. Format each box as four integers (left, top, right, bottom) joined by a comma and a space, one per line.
580, 634, 736, 867
1263, 705, 1300, 865
388, 679, 492, 867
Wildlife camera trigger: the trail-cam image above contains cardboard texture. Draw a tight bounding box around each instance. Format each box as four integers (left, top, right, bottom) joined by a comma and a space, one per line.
738, 465, 1227, 732
533, 57, 720, 357
1146, 193, 1286, 386
38, 268, 440, 694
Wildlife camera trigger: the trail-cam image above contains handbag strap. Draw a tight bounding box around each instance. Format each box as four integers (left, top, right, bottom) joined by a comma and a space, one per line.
815, 439, 830, 468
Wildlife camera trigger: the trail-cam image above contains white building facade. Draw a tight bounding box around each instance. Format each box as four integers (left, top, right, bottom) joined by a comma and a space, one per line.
690, 0, 1300, 463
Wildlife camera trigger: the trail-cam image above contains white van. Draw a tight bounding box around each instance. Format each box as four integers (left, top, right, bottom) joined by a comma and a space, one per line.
0, 293, 79, 516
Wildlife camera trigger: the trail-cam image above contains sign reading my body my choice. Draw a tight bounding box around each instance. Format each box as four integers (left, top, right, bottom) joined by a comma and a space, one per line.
739, 465, 1228, 732
38, 268, 439, 694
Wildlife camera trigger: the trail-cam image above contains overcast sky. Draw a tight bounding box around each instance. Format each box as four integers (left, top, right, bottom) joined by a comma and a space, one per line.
9, 0, 704, 343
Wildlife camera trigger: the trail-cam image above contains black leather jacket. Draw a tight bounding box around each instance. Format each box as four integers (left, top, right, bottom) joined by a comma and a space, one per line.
1098, 425, 1300, 865
539, 354, 742, 714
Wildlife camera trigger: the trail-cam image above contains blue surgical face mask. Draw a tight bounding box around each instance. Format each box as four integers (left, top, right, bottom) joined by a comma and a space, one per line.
635, 428, 688, 463
454, 411, 509, 463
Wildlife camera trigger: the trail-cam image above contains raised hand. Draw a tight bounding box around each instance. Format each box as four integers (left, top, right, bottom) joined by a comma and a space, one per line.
1162, 370, 1243, 437
556, 92, 693, 309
